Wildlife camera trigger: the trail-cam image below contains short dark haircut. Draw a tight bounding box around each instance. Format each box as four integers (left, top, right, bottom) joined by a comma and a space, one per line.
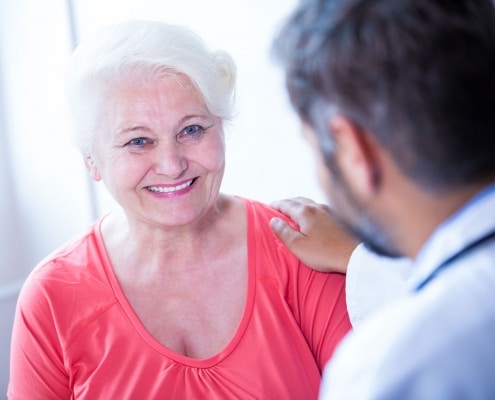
273, 0, 495, 191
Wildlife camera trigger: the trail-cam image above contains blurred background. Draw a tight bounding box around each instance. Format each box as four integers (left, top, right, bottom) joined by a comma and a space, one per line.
0, 0, 326, 394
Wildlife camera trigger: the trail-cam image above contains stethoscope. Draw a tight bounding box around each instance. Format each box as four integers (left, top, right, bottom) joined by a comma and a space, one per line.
415, 228, 495, 291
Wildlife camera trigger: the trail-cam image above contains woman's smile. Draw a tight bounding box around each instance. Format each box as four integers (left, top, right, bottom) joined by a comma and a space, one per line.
146, 178, 197, 196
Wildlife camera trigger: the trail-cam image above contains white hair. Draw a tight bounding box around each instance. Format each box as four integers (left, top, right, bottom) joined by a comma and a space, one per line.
65, 20, 237, 155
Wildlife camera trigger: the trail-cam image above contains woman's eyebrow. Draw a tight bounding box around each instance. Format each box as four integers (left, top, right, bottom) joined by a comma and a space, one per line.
115, 125, 151, 136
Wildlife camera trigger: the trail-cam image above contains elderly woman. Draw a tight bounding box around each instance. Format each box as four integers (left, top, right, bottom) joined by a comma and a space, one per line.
8, 20, 351, 399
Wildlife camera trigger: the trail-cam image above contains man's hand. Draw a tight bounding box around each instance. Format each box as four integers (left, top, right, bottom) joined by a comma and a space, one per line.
270, 197, 359, 273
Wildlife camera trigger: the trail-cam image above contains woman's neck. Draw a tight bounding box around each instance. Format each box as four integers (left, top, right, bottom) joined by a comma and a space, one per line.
101, 194, 245, 276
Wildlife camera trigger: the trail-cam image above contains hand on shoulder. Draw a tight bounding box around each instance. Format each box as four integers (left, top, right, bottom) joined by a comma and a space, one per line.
270, 197, 359, 274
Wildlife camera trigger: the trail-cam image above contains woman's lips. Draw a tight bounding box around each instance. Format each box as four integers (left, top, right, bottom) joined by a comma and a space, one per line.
146, 178, 196, 193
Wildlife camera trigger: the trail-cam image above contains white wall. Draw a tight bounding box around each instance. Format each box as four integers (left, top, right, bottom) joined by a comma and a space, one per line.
0, 0, 325, 395
0, 1, 94, 396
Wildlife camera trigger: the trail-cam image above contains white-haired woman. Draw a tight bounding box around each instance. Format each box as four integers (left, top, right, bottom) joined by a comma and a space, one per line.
8, 20, 351, 399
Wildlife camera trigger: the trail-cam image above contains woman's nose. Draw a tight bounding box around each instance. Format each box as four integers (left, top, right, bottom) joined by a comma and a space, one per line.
152, 140, 188, 178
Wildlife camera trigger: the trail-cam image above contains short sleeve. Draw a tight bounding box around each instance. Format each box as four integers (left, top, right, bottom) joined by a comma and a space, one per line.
295, 265, 352, 370
8, 275, 71, 400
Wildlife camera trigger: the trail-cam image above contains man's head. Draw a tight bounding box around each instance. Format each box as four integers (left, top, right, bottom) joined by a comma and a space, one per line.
273, 0, 495, 256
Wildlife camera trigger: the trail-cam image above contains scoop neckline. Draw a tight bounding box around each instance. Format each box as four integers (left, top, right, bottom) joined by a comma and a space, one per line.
94, 198, 256, 368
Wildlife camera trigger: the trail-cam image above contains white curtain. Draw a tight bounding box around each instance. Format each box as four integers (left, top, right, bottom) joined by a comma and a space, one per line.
0, 0, 324, 393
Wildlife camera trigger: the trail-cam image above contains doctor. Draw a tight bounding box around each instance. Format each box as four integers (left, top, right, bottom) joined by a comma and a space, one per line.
272, 0, 495, 398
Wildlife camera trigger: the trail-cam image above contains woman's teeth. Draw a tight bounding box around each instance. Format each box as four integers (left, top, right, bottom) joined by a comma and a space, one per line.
148, 179, 193, 193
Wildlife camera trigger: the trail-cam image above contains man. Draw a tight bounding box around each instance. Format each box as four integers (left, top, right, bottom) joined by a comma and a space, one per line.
272, 0, 495, 398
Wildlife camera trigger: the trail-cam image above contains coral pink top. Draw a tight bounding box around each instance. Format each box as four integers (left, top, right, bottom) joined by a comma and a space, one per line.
9, 199, 350, 399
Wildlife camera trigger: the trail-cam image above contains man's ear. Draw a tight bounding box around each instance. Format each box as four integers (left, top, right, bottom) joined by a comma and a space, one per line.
329, 115, 381, 196
84, 156, 102, 181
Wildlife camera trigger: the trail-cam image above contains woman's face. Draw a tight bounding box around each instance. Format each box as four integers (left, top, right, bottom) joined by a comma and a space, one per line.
88, 74, 226, 228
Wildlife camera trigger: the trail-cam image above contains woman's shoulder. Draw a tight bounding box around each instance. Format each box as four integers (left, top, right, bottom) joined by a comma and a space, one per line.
15, 219, 118, 350
24, 220, 109, 293
237, 196, 296, 227
32, 220, 105, 278
237, 196, 301, 267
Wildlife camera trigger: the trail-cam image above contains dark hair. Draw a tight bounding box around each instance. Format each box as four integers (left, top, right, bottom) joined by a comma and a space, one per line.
273, 0, 495, 191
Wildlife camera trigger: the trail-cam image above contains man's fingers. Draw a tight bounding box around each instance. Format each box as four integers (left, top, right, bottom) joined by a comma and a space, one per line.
270, 217, 305, 249
270, 197, 317, 225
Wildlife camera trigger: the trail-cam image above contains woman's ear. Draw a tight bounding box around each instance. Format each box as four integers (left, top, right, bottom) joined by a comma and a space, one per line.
84, 156, 102, 181
329, 115, 381, 197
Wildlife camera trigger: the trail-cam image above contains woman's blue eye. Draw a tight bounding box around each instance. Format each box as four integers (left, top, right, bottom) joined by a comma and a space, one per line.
177, 125, 205, 143
128, 137, 148, 146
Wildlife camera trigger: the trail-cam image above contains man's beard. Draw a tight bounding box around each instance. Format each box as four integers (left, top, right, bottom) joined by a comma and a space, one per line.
336, 214, 403, 258
323, 152, 404, 259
